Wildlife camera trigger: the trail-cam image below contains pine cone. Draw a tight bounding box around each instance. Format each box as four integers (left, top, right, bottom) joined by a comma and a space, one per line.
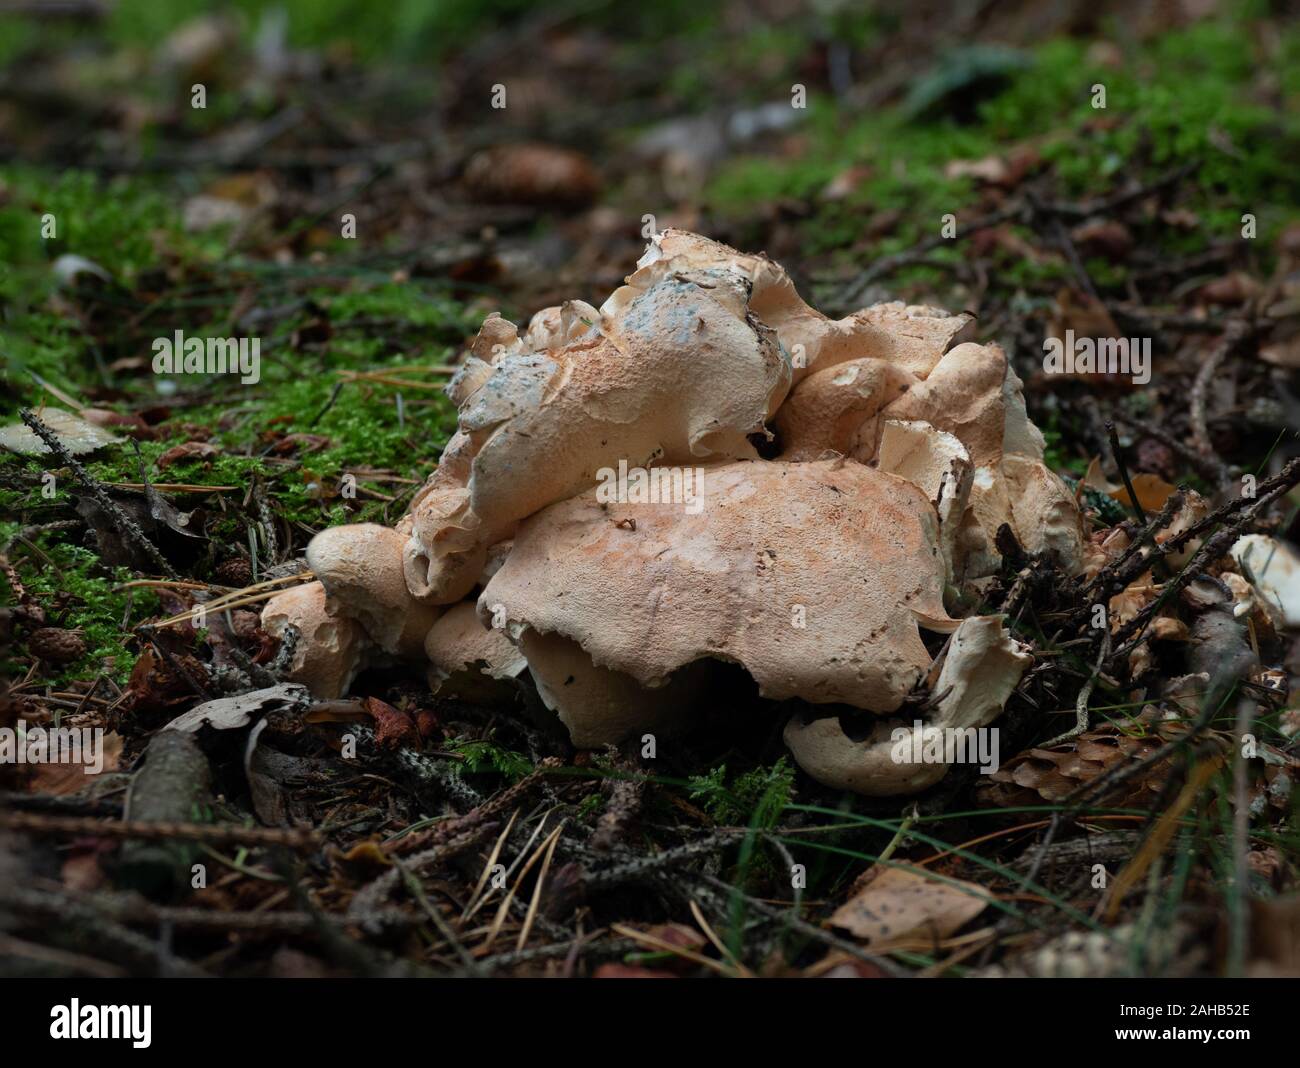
229, 609, 262, 641
27, 627, 87, 665
977, 727, 1185, 809
214, 557, 253, 588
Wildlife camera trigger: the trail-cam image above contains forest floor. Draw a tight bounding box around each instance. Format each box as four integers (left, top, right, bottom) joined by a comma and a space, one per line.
2, 0, 1299, 977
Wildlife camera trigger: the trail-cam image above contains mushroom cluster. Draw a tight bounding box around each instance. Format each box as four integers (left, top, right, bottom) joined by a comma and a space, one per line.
263, 230, 1083, 795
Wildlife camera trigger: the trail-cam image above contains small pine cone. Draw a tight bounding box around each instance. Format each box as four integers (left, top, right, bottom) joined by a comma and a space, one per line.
976, 728, 1177, 810
1135, 438, 1176, 481
214, 557, 253, 588
28, 627, 87, 665
12, 603, 47, 629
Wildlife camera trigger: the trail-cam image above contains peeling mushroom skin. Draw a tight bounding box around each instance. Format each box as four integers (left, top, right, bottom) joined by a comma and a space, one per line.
305, 523, 442, 658
930, 615, 1032, 729
261, 581, 364, 700
406, 262, 791, 605
480, 458, 956, 735
875, 420, 973, 589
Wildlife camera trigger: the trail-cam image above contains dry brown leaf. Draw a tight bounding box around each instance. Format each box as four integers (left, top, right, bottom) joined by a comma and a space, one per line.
828, 864, 991, 948
156, 441, 218, 468
1083, 456, 1177, 513
26, 731, 123, 796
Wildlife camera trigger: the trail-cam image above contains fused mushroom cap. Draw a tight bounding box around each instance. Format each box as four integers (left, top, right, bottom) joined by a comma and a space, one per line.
405, 259, 790, 605
774, 358, 916, 461
641, 230, 974, 381
426, 605, 527, 696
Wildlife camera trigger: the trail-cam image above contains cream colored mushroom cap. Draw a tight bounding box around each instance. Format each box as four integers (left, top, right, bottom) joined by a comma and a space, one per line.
425, 601, 527, 685
480, 457, 956, 716
306, 523, 441, 657
405, 258, 791, 605
261, 581, 364, 700
784, 615, 1030, 795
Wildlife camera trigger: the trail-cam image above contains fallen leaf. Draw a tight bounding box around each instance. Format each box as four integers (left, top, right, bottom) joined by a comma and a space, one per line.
157, 441, 219, 468
26, 731, 123, 796
0, 408, 119, 456
593, 963, 679, 979
829, 864, 991, 948
1083, 456, 1177, 513
164, 682, 310, 733
364, 696, 418, 749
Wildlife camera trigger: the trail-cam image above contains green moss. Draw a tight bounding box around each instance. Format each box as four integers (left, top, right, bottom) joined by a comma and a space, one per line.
707, 15, 1300, 282
447, 737, 532, 782
687, 758, 794, 828
2, 541, 157, 686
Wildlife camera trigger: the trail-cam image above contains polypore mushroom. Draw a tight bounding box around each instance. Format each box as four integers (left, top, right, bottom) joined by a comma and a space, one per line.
261, 581, 364, 699
478, 457, 957, 744
263, 229, 1080, 798
783, 615, 1031, 796
401, 254, 790, 604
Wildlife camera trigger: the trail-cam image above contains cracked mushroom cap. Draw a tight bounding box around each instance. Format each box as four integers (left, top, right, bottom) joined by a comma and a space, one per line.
305, 523, 442, 658
783, 615, 1031, 795
261, 581, 364, 699
478, 457, 956, 742
403, 256, 790, 604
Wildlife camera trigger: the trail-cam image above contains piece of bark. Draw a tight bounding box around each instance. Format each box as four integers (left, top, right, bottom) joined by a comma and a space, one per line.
118, 731, 213, 899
